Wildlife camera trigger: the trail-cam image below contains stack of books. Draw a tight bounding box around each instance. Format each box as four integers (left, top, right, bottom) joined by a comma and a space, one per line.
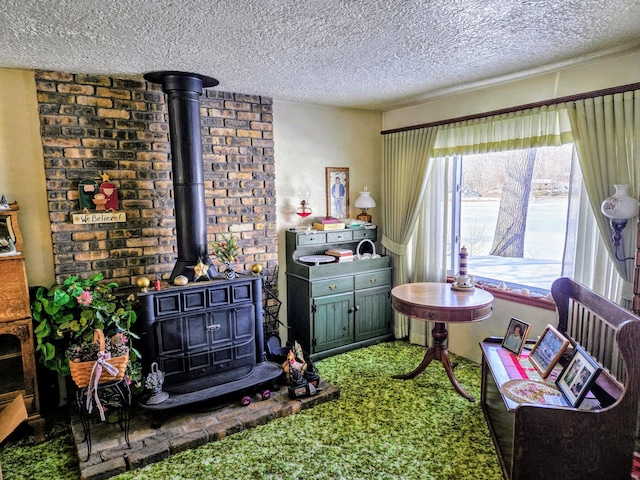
312, 216, 345, 231
325, 248, 354, 263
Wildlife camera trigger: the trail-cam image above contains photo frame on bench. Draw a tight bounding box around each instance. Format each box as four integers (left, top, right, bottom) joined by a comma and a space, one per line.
529, 324, 570, 378
556, 345, 602, 408
501, 317, 531, 355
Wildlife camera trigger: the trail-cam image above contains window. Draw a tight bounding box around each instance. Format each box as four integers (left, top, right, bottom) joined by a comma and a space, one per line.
446, 144, 575, 294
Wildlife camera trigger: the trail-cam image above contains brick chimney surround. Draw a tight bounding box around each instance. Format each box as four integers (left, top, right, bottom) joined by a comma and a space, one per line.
35, 70, 277, 287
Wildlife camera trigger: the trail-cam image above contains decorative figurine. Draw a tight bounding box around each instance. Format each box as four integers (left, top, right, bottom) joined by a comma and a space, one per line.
78, 179, 98, 210
99, 173, 119, 211
192, 258, 211, 281
144, 362, 169, 405
92, 193, 108, 211
452, 245, 475, 292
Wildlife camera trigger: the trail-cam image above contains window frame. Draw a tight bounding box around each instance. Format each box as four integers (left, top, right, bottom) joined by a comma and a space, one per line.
446, 147, 573, 297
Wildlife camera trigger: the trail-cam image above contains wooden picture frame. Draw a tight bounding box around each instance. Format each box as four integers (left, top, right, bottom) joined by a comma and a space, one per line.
325, 167, 349, 219
556, 345, 602, 407
501, 317, 531, 355
529, 324, 570, 378
0, 205, 20, 254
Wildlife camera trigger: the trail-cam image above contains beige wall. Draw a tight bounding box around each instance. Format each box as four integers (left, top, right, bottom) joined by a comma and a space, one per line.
273, 101, 382, 333
0, 69, 54, 288
383, 50, 640, 131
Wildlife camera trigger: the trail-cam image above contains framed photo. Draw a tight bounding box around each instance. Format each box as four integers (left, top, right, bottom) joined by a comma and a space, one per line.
325, 167, 349, 219
529, 324, 570, 378
556, 345, 602, 407
0, 215, 15, 244
0, 215, 16, 255
501, 317, 531, 355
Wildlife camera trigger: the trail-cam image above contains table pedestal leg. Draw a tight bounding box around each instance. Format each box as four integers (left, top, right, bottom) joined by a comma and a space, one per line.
393, 322, 475, 402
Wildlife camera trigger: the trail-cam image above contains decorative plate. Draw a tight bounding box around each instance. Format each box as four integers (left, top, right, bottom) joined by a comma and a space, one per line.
298, 255, 335, 265
500, 379, 565, 405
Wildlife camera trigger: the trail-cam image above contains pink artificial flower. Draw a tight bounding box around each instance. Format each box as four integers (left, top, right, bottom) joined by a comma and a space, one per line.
77, 290, 93, 307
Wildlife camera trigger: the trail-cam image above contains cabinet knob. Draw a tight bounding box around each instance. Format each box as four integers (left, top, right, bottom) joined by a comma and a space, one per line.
370, 277, 377, 283
207, 324, 221, 331
348, 306, 360, 313
329, 283, 337, 290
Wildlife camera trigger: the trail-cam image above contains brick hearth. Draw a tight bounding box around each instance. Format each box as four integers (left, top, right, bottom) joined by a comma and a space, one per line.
73, 380, 339, 480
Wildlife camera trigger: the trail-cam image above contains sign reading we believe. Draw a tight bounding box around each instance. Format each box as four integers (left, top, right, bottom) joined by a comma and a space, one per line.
72, 212, 127, 224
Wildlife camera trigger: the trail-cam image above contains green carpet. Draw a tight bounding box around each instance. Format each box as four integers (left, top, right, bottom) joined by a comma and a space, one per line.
0, 341, 502, 479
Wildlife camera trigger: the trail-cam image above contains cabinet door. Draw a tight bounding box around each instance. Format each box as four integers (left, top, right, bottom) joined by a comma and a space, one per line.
354, 286, 391, 342
312, 293, 353, 353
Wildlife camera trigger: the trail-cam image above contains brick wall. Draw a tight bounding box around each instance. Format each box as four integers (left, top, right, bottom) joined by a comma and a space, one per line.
35, 70, 277, 287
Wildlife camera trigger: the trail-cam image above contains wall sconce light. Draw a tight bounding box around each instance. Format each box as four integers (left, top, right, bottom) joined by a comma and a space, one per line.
354, 187, 376, 223
600, 184, 639, 256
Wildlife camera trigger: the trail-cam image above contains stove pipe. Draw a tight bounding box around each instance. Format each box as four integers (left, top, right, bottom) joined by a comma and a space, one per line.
144, 71, 219, 281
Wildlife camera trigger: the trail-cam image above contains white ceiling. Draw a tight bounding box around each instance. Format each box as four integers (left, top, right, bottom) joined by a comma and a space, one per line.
2, 0, 640, 110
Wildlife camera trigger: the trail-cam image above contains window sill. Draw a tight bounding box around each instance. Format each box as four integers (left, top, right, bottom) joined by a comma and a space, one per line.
446, 276, 556, 311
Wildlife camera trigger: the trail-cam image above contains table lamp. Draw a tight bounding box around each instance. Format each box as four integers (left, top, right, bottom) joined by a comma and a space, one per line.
354, 187, 376, 223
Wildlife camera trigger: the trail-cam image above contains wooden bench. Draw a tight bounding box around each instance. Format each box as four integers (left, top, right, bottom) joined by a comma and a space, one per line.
480, 277, 640, 479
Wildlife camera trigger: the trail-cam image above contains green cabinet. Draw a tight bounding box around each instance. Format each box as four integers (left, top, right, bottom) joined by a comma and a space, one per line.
285, 228, 393, 359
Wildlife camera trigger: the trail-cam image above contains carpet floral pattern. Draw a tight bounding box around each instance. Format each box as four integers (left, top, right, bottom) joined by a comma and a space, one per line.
0, 341, 503, 479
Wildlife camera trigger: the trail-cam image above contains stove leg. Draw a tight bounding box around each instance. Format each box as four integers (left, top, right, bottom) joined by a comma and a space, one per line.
151, 412, 165, 429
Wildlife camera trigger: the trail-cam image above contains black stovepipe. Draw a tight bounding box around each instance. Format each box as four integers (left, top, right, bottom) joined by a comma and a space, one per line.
144, 71, 219, 281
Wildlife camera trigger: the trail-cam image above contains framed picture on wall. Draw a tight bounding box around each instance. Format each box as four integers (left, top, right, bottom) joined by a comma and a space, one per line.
325, 167, 349, 219
529, 324, 570, 378
501, 317, 531, 355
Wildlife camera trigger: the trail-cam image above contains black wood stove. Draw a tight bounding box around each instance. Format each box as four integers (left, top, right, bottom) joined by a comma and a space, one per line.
137, 276, 281, 415
138, 72, 281, 418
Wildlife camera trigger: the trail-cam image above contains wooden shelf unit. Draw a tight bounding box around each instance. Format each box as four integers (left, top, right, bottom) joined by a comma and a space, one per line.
0, 203, 44, 443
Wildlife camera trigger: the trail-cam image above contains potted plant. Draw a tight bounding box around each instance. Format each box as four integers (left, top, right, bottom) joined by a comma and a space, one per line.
31, 272, 142, 392
210, 232, 240, 279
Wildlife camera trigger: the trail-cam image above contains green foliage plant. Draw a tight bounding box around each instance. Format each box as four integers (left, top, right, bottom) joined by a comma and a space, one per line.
210, 232, 240, 264
31, 272, 142, 390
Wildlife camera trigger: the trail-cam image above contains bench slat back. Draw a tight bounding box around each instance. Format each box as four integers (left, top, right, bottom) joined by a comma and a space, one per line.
552, 277, 640, 394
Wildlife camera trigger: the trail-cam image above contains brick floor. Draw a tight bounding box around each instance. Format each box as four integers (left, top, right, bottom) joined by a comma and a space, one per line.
72, 380, 339, 480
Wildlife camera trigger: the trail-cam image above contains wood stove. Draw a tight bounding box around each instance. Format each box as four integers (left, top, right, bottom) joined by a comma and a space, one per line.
137, 72, 281, 416
138, 276, 281, 413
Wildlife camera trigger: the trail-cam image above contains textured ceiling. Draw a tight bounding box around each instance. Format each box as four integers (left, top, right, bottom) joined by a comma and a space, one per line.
1, 0, 640, 110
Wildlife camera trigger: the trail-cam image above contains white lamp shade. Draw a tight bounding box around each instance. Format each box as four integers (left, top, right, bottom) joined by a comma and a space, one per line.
601, 184, 639, 220
354, 191, 376, 209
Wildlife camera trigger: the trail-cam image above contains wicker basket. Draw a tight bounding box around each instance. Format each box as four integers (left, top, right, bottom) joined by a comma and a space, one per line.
69, 329, 128, 388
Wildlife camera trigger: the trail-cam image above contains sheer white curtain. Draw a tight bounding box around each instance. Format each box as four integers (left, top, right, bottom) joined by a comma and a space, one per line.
562, 148, 624, 300
408, 157, 451, 345
381, 127, 439, 338
564, 90, 640, 308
